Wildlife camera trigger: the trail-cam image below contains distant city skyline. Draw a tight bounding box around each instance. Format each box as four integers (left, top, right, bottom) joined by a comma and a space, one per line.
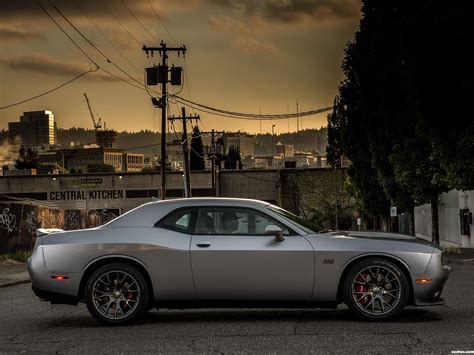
0, 0, 361, 134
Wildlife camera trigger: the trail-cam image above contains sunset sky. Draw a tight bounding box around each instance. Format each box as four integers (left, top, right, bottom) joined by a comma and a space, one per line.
0, 0, 361, 134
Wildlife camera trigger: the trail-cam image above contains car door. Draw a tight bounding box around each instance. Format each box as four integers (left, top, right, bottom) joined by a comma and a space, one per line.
152, 207, 198, 300
190, 206, 314, 300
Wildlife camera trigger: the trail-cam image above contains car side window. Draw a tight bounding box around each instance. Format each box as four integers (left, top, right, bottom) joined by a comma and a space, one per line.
194, 207, 291, 236
155, 208, 195, 234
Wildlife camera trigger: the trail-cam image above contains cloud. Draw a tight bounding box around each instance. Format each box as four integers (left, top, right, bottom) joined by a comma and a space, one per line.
0, 0, 166, 24
205, 0, 361, 24
0, 53, 121, 82
231, 37, 278, 54
0, 27, 45, 43
208, 15, 251, 33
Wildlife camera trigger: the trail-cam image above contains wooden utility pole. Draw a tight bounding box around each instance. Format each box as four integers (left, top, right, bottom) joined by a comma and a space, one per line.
168, 108, 199, 198
202, 130, 225, 196
143, 42, 186, 200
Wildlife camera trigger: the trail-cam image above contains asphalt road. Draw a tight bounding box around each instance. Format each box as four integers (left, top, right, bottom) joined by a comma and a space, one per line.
0, 260, 473, 354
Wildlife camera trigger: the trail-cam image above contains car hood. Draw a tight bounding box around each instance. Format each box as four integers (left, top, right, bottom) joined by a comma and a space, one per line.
313, 231, 442, 250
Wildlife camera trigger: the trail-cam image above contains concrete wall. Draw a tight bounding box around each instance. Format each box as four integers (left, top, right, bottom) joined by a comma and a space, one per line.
0, 202, 116, 253
415, 190, 474, 248
218, 170, 279, 203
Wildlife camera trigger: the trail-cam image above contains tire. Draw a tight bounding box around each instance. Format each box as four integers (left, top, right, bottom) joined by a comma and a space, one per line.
343, 258, 409, 321
85, 263, 149, 325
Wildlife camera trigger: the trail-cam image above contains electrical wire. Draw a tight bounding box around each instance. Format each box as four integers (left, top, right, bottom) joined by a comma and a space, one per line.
72, 0, 143, 75
49, 1, 147, 90
172, 95, 333, 120
0, 67, 97, 110
120, 0, 160, 43
36, 0, 98, 66
38, 0, 149, 95
147, 0, 179, 45
99, 0, 142, 47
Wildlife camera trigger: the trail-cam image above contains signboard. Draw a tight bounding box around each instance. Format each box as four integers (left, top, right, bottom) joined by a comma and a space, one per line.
390, 206, 397, 217
340, 155, 350, 168
357, 218, 362, 226
70, 178, 103, 188
49, 190, 124, 201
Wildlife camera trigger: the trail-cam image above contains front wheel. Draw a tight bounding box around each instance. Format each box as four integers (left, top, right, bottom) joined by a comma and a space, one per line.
343, 258, 409, 321
85, 263, 149, 325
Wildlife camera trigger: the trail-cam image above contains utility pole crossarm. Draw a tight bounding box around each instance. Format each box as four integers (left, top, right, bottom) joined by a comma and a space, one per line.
142, 44, 186, 55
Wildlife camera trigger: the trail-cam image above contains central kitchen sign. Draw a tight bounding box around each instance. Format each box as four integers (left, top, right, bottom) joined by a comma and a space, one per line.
49, 190, 124, 201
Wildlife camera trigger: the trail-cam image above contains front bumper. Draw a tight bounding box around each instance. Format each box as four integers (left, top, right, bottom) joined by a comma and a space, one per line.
413, 251, 450, 306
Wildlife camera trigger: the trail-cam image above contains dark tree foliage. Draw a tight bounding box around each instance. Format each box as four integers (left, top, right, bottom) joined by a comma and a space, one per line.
224, 146, 242, 170
190, 126, 205, 171
328, 0, 473, 242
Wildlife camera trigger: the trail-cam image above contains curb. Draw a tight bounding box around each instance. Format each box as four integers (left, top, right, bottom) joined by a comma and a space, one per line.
0, 279, 31, 289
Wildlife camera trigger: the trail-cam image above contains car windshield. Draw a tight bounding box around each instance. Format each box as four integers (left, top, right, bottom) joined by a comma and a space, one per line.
266, 205, 319, 234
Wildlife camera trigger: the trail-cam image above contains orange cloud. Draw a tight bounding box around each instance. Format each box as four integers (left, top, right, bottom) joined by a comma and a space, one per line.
0, 53, 121, 82
231, 37, 279, 54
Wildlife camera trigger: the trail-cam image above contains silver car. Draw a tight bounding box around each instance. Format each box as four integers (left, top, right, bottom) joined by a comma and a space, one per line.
27, 198, 450, 325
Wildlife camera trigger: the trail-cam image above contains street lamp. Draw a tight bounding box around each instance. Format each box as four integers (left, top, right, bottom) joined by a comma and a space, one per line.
272, 124, 276, 169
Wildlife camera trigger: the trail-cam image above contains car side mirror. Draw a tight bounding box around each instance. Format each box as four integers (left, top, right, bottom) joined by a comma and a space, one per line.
265, 225, 285, 242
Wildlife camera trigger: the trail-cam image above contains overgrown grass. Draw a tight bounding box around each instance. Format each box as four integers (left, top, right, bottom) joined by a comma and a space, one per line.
0, 250, 33, 262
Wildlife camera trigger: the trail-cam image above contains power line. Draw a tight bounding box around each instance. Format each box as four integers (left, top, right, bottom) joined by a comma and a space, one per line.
49, 1, 147, 90
172, 95, 333, 120
0, 67, 97, 110
121, 0, 160, 43
99, 0, 142, 47
72, 0, 143, 75
147, 0, 179, 45
36, 0, 98, 66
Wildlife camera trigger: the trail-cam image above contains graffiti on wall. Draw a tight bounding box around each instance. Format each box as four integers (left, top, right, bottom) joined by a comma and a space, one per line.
0, 207, 17, 233
0, 202, 119, 254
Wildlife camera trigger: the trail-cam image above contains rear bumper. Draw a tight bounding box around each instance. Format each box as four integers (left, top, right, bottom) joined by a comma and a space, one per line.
32, 285, 78, 305
27, 244, 82, 303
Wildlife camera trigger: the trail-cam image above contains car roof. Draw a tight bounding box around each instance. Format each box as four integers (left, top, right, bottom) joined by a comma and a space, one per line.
148, 197, 270, 208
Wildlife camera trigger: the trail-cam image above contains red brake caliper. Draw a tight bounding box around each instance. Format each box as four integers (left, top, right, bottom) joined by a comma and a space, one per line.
355, 273, 369, 305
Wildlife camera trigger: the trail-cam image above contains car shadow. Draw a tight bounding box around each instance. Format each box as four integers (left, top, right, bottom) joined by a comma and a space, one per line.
53, 307, 443, 328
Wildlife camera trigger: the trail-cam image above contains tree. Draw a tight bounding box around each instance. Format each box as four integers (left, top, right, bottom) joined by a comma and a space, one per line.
224, 146, 242, 170
86, 162, 115, 173
327, 0, 471, 242
190, 126, 205, 171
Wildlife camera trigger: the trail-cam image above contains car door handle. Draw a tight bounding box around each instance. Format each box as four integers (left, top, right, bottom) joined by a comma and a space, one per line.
196, 242, 211, 248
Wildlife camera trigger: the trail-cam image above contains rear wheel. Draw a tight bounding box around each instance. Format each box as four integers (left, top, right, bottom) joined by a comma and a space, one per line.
85, 263, 149, 325
343, 258, 409, 321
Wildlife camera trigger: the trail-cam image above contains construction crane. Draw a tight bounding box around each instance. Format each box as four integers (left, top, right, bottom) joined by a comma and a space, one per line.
83, 93, 102, 130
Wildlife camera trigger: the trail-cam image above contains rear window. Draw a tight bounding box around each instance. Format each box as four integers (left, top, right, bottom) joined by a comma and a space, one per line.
155, 208, 196, 234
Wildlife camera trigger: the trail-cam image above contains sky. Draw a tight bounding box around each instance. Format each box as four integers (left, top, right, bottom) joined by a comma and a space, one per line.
0, 0, 361, 134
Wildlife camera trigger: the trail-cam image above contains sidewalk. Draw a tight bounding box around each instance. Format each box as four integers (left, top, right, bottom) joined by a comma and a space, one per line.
0, 261, 30, 288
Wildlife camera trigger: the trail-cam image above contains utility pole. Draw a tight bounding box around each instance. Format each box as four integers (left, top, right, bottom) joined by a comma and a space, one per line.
296, 101, 299, 132
143, 41, 186, 200
202, 130, 225, 196
168, 108, 199, 198
272, 124, 276, 169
